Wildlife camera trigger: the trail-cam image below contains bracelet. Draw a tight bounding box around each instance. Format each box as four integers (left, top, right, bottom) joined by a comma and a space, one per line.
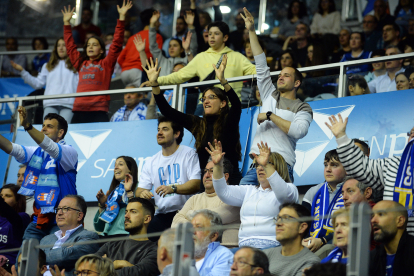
98, 204, 106, 208
221, 82, 229, 86
151, 85, 159, 87
125, 190, 132, 193
24, 123, 33, 132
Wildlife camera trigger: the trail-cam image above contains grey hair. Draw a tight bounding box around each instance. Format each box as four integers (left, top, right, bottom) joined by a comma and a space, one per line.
159, 228, 176, 257
75, 254, 116, 276
189, 209, 223, 242
386, 45, 401, 53
206, 156, 233, 176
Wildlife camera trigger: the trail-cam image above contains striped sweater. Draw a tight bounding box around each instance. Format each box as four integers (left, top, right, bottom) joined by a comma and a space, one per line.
336, 135, 414, 234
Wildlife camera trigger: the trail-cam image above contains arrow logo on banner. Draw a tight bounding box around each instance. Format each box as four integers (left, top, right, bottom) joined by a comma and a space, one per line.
313, 105, 355, 139
294, 141, 330, 177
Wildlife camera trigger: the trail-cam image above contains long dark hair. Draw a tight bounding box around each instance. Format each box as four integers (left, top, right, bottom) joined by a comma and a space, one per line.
394, 0, 414, 16
277, 50, 298, 70
192, 87, 241, 161
287, 0, 308, 19
318, 0, 336, 14
305, 42, 327, 77
170, 38, 185, 58
75, 36, 106, 71
108, 156, 138, 195
1, 184, 26, 213
46, 38, 76, 73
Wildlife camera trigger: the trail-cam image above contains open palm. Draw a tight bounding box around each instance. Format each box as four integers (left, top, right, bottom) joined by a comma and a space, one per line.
325, 114, 348, 138
134, 35, 146, 52
205, 140, 225, 165
61, 5, 75, 23
184, 10, 195, 26
117, 0, 133, 17
212, 54, 227, 83
240, 7, 255, 32
142, 57, 161, 83
150, 11, 161, 26
252, 142, 271, 167
182, 31, 192, 51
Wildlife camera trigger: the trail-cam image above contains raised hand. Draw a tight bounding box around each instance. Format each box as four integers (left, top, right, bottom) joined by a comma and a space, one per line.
49, 265, 65, 276
212, 54, 227, 84
205, 139, 226, 165
17, 106, 29, 128
184, 10, 195, 27
251, 141, 271, 167
61, 5, 75, 24
133, 34, 146, 52
325, 114, 348, 139
96, 189, 107, 206
117, 0, 133, 20
124, 173, 133, 191
141, 57, 161, 84
182, 31, 193, 51
10, 61, 23, 72
240, 7, 255, 32
150, 10, 161, 27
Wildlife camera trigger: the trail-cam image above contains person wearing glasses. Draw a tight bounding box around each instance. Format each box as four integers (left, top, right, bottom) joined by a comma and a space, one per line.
230, 247, 270, 275
263, 203, 320, 276
143, 55, 243, 187
70, 254, 116, 276
208, 140, 298, 250
40, 195, 99, 275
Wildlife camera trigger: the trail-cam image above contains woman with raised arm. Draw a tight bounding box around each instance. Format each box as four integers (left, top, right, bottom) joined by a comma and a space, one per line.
142, 56, 243, 186
207, 140, 298, 249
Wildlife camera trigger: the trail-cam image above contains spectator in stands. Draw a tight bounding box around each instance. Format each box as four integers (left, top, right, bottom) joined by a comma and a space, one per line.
110, 86, 147, 121
0, 184, 29, 269
364, 49, 386, 83
95, 156, 137, 237
395, 71, 411, 89
304, 263, 346, 276
31, 37, 50, 75
231, 247, 270, 275
118, 8, 163, 88
406, 66, 414, 87
310, 0, 340, 36
228, 13, 247, 53
96, 197, 159, 276
398, 36, 414, 66
63, 2, 131, 124
374, 0, 396, 31
277, 0, 310, 42
264, 203, 320, 276
70, 255, 116, 276
369, 200, 414, 275
363, 15, 383, 52
161, 15, 188, 57
105, 33, 114, 46
353, 138, 370, 157
172, 157, 240, 247
136, 116, 201, 239
209, 140, 298, 249
340, 32, 372, 74
342, 178, 374, 209
0, 109, 77, 242
155, 21, 256, 108
320, 208, 349, 264
73, 8, 102, 46
330, 29, 351, 63
157, 228, 200, 276
144, 55, 244, 186
190, 210, 233, 275
383, 23, 401, 48
149, 11, 197, 77
40, 195, 100, 274
368, 46, 404, 93
274, 50, 298, 71
408, 17, 414, 36
302, 149, 346, 256
245, 40, 266, 64
394, 0, 413, 28
241, 8, 313, 184
326, 114, 414, 236
11, 38, 78, 123
17, 164, 26, 186
304, 42, 328, 77
348, 75, 370, 96
283, 23, 311, 67
1, 37, 27, 77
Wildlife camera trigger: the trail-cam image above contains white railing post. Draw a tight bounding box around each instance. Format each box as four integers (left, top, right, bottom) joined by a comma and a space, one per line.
173, 223, 194, 276
258, 0, 267, 34
337, 64, 346, 98
173, 0, 182, 37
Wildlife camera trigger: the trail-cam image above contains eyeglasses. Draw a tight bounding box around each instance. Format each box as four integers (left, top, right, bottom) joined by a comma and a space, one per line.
273, 215, 298, 224
232, 259, 258, 268
54, 207, 81, 214
200, 94, 218, 103
252, 161, 275, 168
73, 270, 100, 276
203, 168, 214, 175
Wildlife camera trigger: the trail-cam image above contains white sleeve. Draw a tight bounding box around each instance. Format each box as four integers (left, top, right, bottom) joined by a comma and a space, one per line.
186, 150, 201, 180
267, 171, 299, 204
287, 111, 313, 139
368, 78, 377, 93
20, 64, 48, 90
10, 143, 37, 164
254, 52, 276, 101
212, 177, 249, 207
138, 159, 153, 190
39, 136, 77, 172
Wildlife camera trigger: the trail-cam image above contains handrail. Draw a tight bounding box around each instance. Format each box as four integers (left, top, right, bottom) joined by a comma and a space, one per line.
0, 49, 84, 55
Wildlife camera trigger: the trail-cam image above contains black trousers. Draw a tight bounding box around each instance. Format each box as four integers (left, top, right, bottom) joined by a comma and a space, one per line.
71, 111, 109, 124
147, 211, 177, 242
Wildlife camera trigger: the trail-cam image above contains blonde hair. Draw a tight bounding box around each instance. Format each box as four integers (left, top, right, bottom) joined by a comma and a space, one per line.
75, 255, 116, 276
46, 38, 76, 73
269, 152, 291, 183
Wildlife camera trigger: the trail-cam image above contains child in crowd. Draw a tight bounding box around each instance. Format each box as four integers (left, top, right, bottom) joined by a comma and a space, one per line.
61, 0, 132, 124
348, 74, 370, 96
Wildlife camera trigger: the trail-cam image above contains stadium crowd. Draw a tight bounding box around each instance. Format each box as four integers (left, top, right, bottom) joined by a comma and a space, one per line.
1, 0, 414, 275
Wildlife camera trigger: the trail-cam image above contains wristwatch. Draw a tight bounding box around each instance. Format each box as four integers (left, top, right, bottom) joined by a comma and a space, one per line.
266, 111, 273, 121
171, 185, 177, 193
24, 123, 33, 132
185, 51, 192, 56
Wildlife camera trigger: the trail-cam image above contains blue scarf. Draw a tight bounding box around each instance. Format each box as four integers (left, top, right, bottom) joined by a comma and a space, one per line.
393, 139, 414, 217
111, 103, 147, 122
322, 247, 346, 264
310, 182, 344, 238
99, 183, 127, 224
18, 144, 63, 214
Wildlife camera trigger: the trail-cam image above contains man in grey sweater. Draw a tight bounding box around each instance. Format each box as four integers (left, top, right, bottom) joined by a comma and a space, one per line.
96, 198, 159, 276
264, 203, 320, 276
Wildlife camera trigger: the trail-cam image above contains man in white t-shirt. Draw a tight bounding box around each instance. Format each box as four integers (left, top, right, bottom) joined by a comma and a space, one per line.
136, 116, 201, 240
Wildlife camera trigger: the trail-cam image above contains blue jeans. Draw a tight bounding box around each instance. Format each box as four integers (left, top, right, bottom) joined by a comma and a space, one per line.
239, 162, 294, 185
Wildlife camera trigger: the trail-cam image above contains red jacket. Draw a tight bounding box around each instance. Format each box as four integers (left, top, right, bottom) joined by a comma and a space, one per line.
118, 29, 163, 72
64, 20, 125, 112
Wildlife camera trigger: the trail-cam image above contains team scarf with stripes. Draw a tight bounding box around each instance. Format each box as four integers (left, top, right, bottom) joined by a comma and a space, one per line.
323, 247, 345, 263
393, 139, 414, 217
99, 182, 127, 224
310, 182, 344, 238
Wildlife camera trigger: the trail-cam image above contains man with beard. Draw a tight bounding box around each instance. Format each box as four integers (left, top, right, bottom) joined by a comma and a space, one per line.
190, 209, 233, 276
369, 200, 414, 276
136, 116, 201, 239
96, 198, 159, 276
